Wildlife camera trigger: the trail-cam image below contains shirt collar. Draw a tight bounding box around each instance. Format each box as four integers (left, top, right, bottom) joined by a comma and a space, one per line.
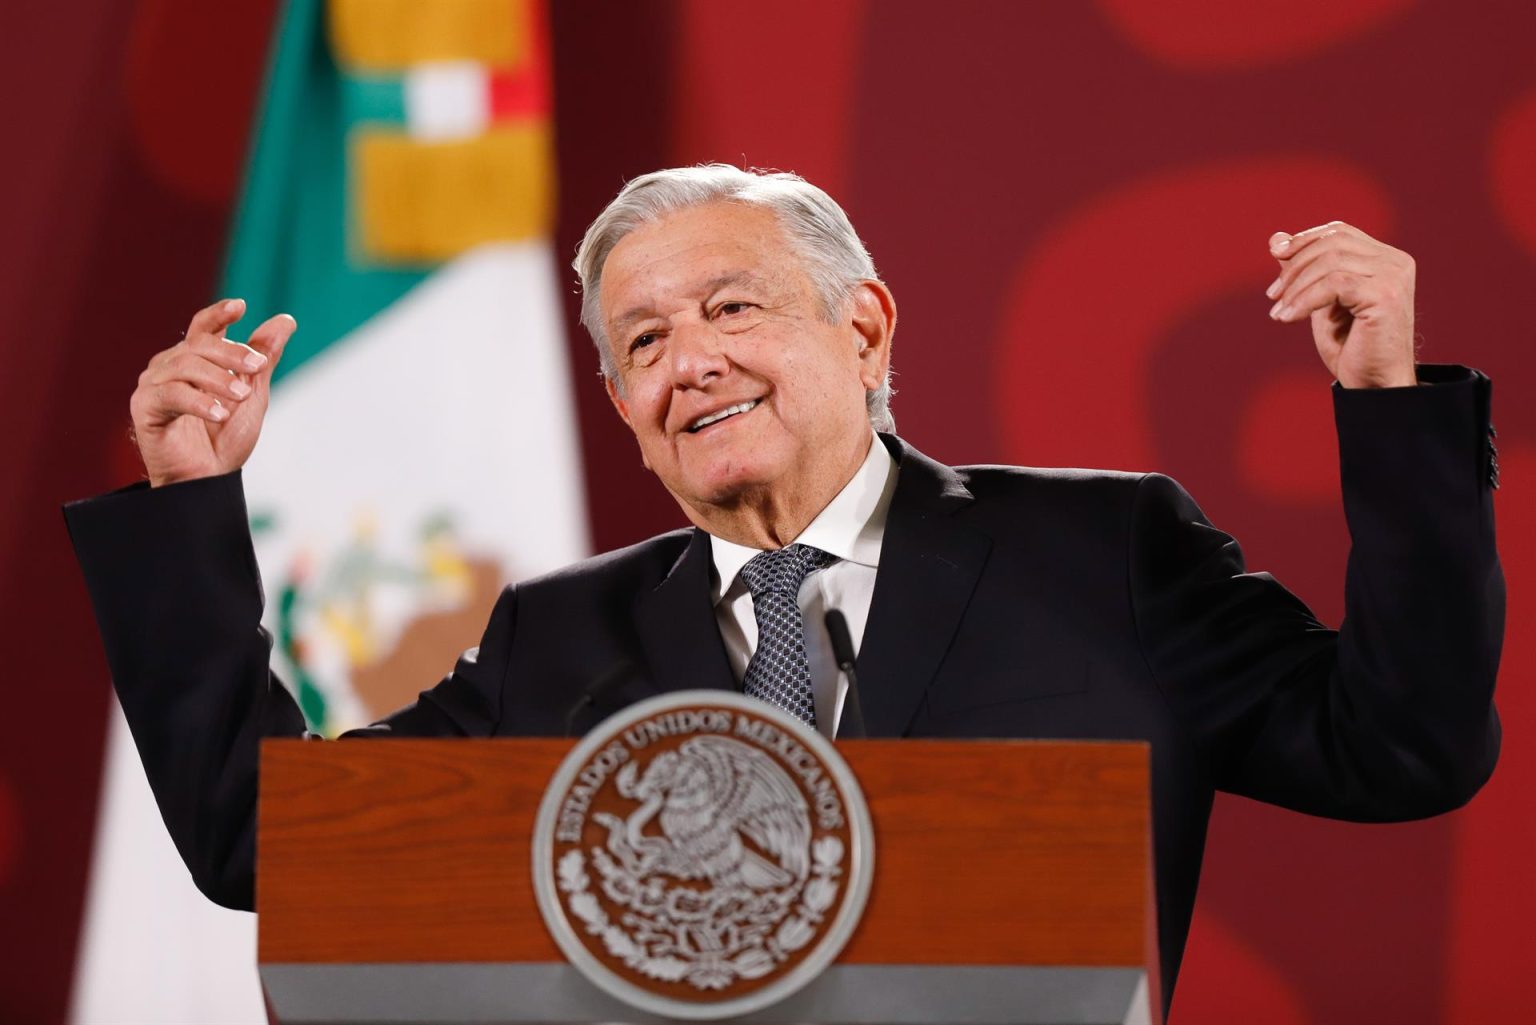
709, 434, 899, 605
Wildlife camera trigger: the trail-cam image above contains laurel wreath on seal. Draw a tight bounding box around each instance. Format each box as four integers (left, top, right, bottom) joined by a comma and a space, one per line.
557, 836, 845, 991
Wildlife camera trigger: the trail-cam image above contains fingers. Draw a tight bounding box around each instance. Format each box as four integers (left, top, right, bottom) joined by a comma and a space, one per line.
134, 354, 250, 434
1271, 269, 1368, 324
131, 379, 231, 427
186, 297, 246, 342
1264, 221, 1403, 317
1267, 246, 1379, 317
1268, 238, 1376, 322
1269, 221, 1380, 262
184, 330, 268, 374
1269, 225, 1336, 261
133, 302, 297, 429
181, 310, 296, 375
174, 310, 295, 398
145, 350, 257, 403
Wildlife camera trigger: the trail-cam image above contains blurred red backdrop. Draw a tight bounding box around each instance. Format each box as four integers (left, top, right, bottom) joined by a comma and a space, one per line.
1, 1, 1530, 1021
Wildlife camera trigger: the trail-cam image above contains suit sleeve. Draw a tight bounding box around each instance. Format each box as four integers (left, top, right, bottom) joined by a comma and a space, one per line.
64, 470, 516, 909
1129, 365, 1503, 820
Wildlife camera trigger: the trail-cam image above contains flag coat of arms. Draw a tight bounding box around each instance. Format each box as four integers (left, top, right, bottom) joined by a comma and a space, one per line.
71, 1, 587, 1019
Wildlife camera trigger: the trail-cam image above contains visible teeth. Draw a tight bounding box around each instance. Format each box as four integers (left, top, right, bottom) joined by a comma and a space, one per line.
690, 400, 758, 431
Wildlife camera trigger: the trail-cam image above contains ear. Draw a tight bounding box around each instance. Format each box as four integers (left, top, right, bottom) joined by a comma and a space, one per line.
848, 280, 897, 393
604, 374, 652, 471
604, 374, 633, 428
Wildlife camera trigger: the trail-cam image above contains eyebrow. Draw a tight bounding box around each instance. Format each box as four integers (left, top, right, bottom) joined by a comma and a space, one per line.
610, 271, 769, 336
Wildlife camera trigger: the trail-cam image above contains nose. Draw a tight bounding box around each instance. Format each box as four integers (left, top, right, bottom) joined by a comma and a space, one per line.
667, 318, 730, 388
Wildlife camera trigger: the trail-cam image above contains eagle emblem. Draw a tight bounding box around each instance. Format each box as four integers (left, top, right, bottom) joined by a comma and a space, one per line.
533, 692, 873, 1020
594, 736, 811, 892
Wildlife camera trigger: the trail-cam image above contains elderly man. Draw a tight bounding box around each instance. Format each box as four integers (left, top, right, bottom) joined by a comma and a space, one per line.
66, 165, 1502, 1008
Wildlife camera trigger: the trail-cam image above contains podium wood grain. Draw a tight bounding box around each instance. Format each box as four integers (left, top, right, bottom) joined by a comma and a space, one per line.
258, 738, 1150, 968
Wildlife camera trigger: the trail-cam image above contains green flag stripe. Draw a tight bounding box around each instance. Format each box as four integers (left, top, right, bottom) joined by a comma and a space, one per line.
219, 0, 426, 386
343, 74, 407, 127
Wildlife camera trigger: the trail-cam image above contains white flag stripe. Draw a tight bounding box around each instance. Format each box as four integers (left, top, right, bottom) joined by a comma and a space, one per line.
245, 240, 590, 607
405, 61, 491, 141
69, 701, 265, 1024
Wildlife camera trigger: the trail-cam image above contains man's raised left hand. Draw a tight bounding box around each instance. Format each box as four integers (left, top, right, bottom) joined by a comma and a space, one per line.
1266, 222, 1418, 389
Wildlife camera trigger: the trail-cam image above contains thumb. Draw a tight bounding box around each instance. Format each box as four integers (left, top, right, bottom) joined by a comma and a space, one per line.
247, 313, 297, 384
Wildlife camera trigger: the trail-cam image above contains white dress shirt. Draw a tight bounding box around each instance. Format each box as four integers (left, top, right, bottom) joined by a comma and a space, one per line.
709, 434, 899, 737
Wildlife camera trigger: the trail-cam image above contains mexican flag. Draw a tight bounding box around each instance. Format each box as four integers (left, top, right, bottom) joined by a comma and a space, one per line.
70, 1, 587, 1019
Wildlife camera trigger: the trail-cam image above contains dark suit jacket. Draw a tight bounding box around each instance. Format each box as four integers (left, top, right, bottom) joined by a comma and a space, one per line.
65, 365, 1503, 1008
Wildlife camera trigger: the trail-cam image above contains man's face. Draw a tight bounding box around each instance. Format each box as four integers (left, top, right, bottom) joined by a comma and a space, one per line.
600, 201, 892, 519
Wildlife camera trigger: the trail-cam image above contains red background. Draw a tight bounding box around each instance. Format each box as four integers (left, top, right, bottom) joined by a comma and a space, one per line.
2, 1, 1532, 1021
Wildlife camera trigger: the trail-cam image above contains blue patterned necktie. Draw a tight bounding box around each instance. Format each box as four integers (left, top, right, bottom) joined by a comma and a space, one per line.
739, 544, 837, 727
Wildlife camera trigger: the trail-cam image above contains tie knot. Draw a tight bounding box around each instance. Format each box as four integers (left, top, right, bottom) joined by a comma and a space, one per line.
740, 544, 835, 597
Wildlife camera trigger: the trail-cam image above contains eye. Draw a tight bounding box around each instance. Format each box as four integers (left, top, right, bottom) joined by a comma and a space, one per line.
715, 301, 754, 317
625, 331, 664, 368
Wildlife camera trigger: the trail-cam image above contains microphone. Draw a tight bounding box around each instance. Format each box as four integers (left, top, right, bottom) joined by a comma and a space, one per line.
824, 609, 867, 739
564, 658, 639, 737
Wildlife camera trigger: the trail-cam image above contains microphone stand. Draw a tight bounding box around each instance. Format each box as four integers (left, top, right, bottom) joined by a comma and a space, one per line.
824, 609, 867, 739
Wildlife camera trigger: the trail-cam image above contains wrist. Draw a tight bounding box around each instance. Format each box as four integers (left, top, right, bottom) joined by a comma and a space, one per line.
1337, 366, 1419, 389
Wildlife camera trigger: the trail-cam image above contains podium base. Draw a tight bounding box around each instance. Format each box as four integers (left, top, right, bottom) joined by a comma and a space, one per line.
261, 962, 1151, 1024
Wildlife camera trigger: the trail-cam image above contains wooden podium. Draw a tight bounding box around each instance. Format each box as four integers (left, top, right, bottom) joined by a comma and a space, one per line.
257, 738, 1157, 1024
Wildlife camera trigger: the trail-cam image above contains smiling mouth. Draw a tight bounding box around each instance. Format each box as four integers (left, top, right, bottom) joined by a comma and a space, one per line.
686, 399, 760, 433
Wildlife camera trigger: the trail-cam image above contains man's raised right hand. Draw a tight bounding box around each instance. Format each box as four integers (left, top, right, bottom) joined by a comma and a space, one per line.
130, 298, 296, 487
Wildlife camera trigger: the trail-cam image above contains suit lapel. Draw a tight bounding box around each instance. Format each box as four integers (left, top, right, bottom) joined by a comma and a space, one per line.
857, 436, 992, 737
634, 528, 737, 695
630, 438, 991, 731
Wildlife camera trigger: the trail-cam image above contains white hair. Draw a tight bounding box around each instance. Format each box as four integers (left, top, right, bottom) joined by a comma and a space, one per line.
572, 164, 895, 432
